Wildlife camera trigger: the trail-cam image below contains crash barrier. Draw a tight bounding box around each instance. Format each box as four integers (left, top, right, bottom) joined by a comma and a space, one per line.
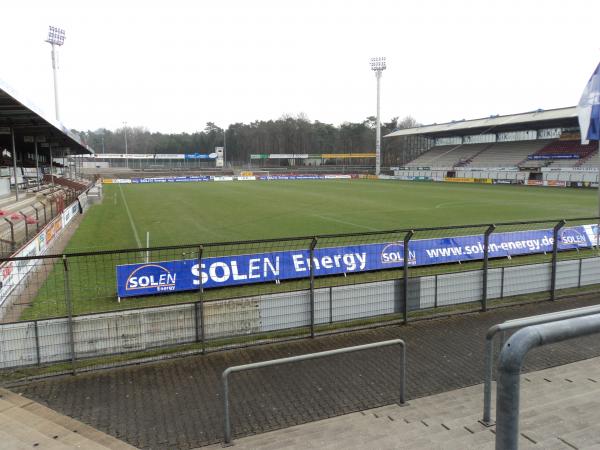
495, 314, 600, 450
221, 339, 406, 444
482, 304, 600, 425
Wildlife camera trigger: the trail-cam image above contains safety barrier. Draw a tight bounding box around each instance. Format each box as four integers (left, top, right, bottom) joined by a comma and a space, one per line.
495, 314, 600, 450
481, 304, 600, 425
221, 339, 406, 445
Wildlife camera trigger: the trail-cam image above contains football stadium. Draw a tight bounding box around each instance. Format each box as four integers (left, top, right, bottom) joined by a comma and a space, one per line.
1, 4, 600, 450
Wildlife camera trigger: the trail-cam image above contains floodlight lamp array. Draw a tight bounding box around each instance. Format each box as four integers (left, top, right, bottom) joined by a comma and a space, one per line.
369, 57, 386, 71
46, 26, 66, 46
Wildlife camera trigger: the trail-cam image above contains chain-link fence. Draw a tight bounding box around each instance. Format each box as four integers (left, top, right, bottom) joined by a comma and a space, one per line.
0, 216, 599, 380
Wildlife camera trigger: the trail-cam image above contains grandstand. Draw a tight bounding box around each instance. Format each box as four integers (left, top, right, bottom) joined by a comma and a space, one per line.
0, 78, 95, 256
385, 106, 599, 186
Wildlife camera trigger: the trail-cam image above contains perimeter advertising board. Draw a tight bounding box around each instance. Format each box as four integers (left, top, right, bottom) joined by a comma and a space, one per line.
116, 225, 594, 299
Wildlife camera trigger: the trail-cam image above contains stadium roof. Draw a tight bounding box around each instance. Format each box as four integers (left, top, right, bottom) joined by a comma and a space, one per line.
0, 78, 93, 154
384, 106, 578, 138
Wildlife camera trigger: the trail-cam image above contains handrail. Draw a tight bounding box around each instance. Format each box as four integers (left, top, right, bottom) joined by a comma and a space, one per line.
495, 313, 600, 450
482, 304, 600, 425
221, 339, 406, 445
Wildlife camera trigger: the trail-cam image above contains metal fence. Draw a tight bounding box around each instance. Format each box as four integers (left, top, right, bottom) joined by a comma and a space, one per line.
0, 217, 599, 380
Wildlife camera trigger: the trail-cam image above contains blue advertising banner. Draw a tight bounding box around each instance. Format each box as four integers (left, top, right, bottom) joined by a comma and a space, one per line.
130, 176, 212, 184
527, 154, 581, 160
184, 153, 215, 160
116, 225, 593, 298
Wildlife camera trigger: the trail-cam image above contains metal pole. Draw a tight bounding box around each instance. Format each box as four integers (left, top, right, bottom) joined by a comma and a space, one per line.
32, 205, 40, 232
221, 338, 406, 445
49, 143, 55, 186
481, 303, 600, 426
4, 218, 15, 253
550, 220, 566, 300
34, 140, 40, 190
403, 231, 414, 324
10, 127, 19, 202
21, 211, 28, 240
375, 70, 382, 176
482, 224, 496, 312
198, 245, 205, 354
51, 43, 60, 121
309, 237, 318, 338
62, 255, 76, 375
495, 314, 600, 450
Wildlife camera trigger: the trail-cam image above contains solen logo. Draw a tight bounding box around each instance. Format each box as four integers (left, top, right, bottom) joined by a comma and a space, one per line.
125, 264, 177, 292
380, 242, 416, 265
559, 228, 588, 247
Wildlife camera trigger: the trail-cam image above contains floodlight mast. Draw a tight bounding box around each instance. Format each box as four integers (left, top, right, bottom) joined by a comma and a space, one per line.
370, 57, 386, 176
45, 26, 66, 121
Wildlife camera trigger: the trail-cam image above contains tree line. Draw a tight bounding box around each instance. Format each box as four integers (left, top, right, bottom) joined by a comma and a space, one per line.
77, 115, 418, 164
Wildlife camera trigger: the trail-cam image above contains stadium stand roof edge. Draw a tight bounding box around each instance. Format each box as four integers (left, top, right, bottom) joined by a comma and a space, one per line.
384, 106, 578, 138
0, 77, 94, 154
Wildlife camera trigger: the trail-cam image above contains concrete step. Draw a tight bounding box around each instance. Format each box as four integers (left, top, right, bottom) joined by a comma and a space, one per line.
0, 406, 107, 449
552, 422, 600, 448
0, 389, 135, 450
0, 410, 78, 449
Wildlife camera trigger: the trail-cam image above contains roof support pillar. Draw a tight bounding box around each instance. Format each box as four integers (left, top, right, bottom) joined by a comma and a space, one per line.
10, 127, 19, 202
34, 139, 40, 190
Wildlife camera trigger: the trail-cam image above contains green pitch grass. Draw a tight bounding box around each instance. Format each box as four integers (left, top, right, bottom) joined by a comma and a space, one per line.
69, 180, 596, 251
19, 179, 597, 321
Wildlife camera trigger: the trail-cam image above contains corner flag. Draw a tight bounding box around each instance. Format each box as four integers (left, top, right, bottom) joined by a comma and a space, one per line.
577, 62, 600, 145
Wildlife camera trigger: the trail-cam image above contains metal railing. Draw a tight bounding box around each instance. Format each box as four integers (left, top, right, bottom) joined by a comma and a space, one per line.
495, 313, 600, 450
481, 304, 600, 425
221, 339, 406, 445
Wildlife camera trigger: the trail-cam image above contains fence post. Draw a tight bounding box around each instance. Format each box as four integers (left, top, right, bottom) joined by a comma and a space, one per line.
34, 320, 41, 366
403, 231, 414, 325
4, 218, 15, 253
550, 220, 566, 301
32, 204, 40, 232
309, 237, 318, 338
482, 224, 496, 312
42, 201, 47, 225
329, 286, 333, 324
197, 245, 205, 354
20, 211, 28, 240
62, 255, 76, 375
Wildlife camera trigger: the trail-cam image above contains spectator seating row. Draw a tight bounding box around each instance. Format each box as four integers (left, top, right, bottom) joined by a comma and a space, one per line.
403, 140, 598, 170
520, 140, 599, 168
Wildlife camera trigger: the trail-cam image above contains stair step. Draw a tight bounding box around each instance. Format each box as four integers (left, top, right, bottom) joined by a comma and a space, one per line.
0, 404, 109, 449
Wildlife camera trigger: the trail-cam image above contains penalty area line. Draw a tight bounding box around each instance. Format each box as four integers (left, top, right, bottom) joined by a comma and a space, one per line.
119, 184, 143, 248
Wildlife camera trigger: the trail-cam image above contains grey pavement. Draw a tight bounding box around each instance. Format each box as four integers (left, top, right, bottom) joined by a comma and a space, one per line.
14, 295, 600, 449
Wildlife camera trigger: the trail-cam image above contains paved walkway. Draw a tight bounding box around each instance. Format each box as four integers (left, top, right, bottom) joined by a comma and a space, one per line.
204, 357, 600, 449
14, 296, 600, 449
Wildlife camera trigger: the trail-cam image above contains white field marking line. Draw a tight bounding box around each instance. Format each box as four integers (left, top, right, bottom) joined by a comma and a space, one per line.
313, 214, 379, 231
434, 201, 468, 209
119, 184, 142, 248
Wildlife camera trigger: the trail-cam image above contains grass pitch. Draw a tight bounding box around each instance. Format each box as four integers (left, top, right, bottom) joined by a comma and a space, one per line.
19, 179, 597, 321
70, 180, 596, 251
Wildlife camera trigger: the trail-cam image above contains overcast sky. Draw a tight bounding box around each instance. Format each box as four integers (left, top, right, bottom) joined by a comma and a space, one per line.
2, 0, 600, 133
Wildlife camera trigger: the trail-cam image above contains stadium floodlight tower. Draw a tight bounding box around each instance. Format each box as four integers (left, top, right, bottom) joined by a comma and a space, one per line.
370, 56, 386, 176
45, 26, 66, 121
